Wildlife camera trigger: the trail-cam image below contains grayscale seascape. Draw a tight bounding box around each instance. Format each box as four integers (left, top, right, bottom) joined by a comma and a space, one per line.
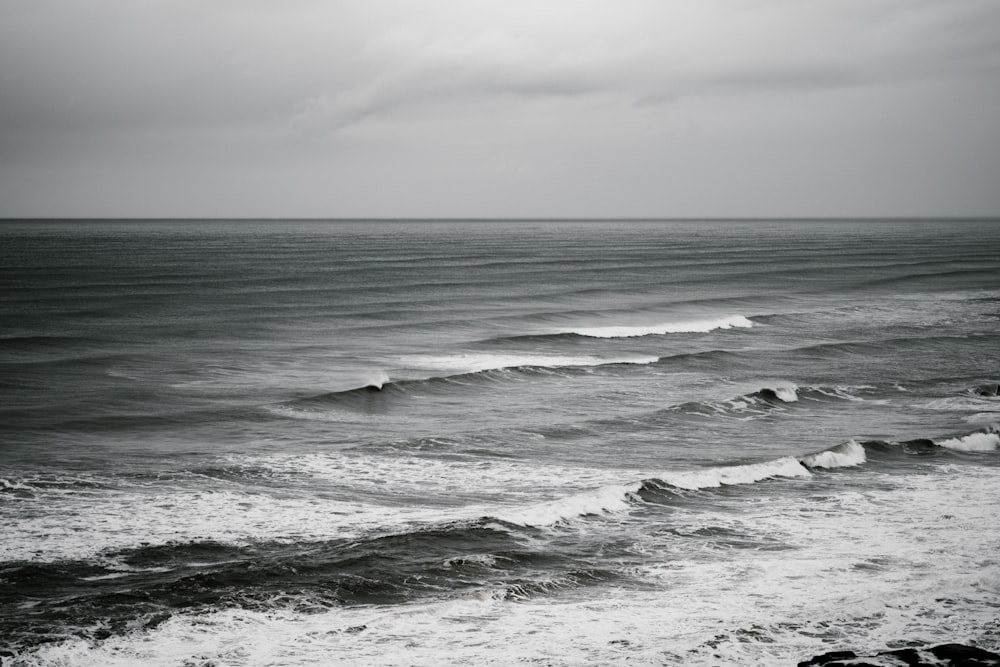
2, 218, 999, 665
3, 0, 1000, 664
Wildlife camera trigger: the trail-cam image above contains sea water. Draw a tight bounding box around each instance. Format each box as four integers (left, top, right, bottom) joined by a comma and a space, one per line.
1, 219, 998, 665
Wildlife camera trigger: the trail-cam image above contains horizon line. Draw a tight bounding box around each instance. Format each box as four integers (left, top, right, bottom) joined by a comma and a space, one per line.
2, 216, 998, 222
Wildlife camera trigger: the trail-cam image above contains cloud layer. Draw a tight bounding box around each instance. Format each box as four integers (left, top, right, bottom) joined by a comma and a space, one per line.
2, 0, 999, 217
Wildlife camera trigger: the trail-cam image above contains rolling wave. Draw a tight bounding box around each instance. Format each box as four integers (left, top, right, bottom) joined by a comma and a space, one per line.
936, 431, 999, 452
280, 353, 660, 412
497, 427, 997, 528
279, 357, 851, 418
565, 314, 754, 339
798, 440, 867, 468
665, 383, 868, 419
400, 352, 661, 375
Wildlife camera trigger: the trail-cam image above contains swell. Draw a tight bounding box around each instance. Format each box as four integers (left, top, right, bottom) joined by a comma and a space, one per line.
279, 348, 760, 415
1, 402, 266, 436
281, 355, 660, 412
855, 265, 1000, 291
663, 383, 869, 420
778, 333, 1000, 361
484, 314, 756, 342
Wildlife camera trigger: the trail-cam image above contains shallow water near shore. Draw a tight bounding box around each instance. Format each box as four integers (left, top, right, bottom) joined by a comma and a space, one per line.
2, 219, 999, 665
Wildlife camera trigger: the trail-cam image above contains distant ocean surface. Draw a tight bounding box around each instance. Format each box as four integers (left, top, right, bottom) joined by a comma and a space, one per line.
2, 219, 999, 666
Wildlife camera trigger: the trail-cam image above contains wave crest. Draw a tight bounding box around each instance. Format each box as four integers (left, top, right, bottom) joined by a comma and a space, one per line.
799, 440, 867, 469
656, 457, 810, 491
563, 315, 754, 339
498, 482, 644, 527
935, 431, 1000, 452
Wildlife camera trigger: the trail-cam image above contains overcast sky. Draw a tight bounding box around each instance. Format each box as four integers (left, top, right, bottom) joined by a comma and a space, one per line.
1, 0, 999, 218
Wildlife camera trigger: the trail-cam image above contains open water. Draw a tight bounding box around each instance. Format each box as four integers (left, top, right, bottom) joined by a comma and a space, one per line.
1, 219, 999, 665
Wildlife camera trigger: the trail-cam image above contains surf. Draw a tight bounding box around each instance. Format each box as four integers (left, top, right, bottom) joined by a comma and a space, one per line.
554, 314, 755, 339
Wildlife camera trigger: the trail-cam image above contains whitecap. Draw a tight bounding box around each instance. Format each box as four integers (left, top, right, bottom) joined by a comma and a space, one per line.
566, 314, 754, 338
499, 482, 643, 527
401, 352, 659, 374
936, 432, 999, 452
798, 440, 867, 469
361, 369, 391, 389
659, 456, 810, 490
759, 382, 798, 402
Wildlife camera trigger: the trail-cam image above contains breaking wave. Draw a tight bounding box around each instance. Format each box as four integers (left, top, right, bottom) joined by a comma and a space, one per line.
498, 482, 644, 527
665, 383, 870, 420
399, 352, 661, 375
935, 431, 1000, 452
559, 314, 755, 339
799, 440, 867, 469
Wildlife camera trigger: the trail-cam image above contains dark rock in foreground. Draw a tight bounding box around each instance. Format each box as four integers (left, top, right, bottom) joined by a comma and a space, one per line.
799, 643, 1000, 666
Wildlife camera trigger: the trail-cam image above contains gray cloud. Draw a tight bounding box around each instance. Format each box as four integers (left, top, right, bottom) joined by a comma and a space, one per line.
1, 0, 998, 217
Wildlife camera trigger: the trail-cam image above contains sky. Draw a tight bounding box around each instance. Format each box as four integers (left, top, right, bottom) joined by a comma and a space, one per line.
1, 0, 999, 219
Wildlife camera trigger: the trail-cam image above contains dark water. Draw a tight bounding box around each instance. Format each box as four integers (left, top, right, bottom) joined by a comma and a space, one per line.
2, 219, 999, 665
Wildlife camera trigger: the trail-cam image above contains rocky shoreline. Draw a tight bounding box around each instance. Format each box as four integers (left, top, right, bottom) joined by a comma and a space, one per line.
799, 643, 1000, 666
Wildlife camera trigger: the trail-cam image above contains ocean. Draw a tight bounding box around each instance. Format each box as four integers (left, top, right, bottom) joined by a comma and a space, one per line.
1, 219, 998, 666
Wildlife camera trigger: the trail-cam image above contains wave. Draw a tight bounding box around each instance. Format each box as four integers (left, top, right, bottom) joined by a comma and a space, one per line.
498, 482, 644, 527
0, 519, 622, 655
935, 431, 999, 452
400, 352, 661, 374
281, 353, 660, 412
7, 426, 996, 656
514, 428, 998, 526
860, 427, 1000, 457
651, 456, 810, 491
498, 456, 818, 529
798, 440, 867, 469
280, 350, 808, 418
757, 385, 799, 403
780, 333, 1000, 362
554, 314, 755, 339
665, 383, 870, 420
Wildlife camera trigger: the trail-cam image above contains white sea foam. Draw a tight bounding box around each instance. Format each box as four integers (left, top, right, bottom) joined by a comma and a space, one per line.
659, 456, 810, 490
1, 477, 32, 492
0, 487, 435, 563
919, 396, 1000, 412
0, 455, 640, 562
799, 440, 867, 469
10, 465, 1000, 667
442, 553, 511, 569
565, 314, 754, 338
812, 386, 865, 401
935, 432, 1000, 451
964, 413, 1000, 425
250, 452, 633, 502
